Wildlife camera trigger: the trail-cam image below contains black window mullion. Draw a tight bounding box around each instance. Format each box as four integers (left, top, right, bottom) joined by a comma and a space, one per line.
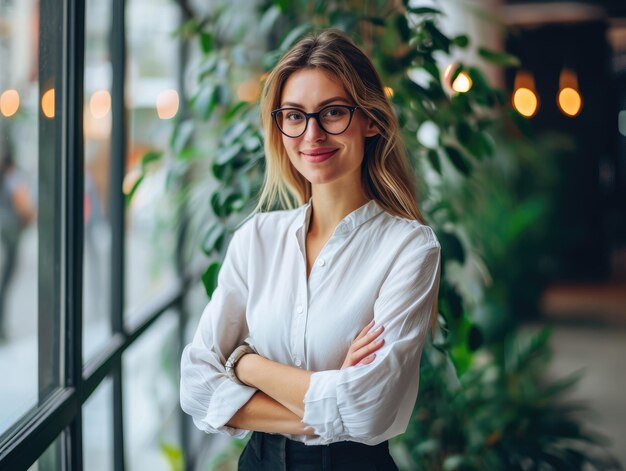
110, 0, 127, 469
63, 0, 86, 468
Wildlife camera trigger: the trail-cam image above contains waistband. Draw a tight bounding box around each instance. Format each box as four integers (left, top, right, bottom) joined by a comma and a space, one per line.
247, 431, 393, 468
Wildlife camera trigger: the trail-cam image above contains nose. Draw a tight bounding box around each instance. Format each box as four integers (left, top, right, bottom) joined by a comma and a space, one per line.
303, 116, 327, 142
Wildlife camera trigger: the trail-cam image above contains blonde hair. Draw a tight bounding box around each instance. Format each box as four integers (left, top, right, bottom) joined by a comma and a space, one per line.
256, 29, 425, 223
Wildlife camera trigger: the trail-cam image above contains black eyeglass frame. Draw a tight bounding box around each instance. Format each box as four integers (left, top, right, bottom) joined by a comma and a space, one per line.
271, 105, 359, 138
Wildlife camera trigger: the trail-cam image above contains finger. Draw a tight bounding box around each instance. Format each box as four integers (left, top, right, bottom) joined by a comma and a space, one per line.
353, 319, 375, 341
357, 353, 376, 366
351, 324, 384, 351
351, 338, 385, 365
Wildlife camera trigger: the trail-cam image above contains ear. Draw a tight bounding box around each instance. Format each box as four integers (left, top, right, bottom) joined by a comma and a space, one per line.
364, 117, 380, 138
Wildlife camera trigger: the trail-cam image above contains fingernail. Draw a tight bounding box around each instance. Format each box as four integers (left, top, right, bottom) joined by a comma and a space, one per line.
375, 338, 384, 344
367, 354, 376, 360
374, 325, 384, 333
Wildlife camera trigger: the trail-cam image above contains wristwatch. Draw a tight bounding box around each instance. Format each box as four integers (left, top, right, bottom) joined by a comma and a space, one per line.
225, 343, 256, 385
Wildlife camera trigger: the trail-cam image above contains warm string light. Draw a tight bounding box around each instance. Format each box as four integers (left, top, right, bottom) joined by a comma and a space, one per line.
443, 63, 473, 94
557, 68, 582, 117
41, 88, 55, 118
512, 70, 539, 118
0, 89, 20, 117
452, 72, 472, 93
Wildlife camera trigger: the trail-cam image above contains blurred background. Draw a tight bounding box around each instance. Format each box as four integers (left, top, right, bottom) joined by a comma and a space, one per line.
0, 0, 624, 470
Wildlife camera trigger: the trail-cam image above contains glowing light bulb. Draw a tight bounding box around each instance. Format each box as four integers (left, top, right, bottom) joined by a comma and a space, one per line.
42, 88, 55, 118
452, 72, 472, 93
513, 88, 539, 118
156, 89, 179, 120
557, 68, 582, 117
0, 89, 20, 117
512, 70, 539, 118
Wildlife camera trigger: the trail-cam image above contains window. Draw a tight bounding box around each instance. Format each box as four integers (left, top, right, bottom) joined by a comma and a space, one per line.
0, 1, 200, 469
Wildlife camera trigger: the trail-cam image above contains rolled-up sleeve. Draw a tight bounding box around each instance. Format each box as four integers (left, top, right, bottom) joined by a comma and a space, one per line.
303, 230, 441, 444
180, 221, 257, 437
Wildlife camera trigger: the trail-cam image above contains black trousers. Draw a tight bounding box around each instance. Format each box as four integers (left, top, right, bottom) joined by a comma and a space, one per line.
238, 431, 399, 471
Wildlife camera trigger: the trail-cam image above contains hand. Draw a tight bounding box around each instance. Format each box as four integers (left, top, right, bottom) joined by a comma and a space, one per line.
341, 320, 385, 369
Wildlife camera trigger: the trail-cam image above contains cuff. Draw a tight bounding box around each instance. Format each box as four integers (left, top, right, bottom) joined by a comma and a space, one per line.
202, 377, 257, 437
303, 370, 345, 443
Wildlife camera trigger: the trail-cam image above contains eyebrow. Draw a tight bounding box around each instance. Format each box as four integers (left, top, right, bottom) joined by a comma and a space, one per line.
280, 96, 351, 109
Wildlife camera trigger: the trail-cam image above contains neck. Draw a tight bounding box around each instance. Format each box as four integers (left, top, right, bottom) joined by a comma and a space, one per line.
308, 181, 370, 236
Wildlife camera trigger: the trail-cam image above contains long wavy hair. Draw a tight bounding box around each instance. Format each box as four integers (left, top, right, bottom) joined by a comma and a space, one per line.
256, 29, 425, 223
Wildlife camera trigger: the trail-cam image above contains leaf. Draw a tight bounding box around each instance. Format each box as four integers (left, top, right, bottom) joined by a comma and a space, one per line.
224, 101, 249, 120
171, 120, 194, 153
455, 122, 473, 147
478, 47, 521, 67
202, 262, 221, 298
124, 174, 144, 208
215, 143, 242, 165
191, 83, 218, 120
467, 325, 483, 351
199, 31, 213, 54
408, 6, 443, 16
212, 161, 232, 182
140, 150, 163, 171
395, 14, 411, 42
280, 23, 313, 52
202, 222, 226, 256
424, 21, 451, 54
445, 145, 471, 176
159, 443, 183, 471
453, 34, 469, 48
222, 121, 248, 145
439, 231, 465, 264
260, 5, 281, 33
426, 149, 441, 173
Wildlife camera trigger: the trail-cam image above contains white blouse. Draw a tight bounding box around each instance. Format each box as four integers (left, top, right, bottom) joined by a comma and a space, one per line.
180, 199, 441, 446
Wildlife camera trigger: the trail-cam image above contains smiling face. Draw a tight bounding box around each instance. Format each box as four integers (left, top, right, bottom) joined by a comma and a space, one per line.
278, 68, 378, 188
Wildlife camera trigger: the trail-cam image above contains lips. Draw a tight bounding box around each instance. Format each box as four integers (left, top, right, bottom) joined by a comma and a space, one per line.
300, 147, 338, 163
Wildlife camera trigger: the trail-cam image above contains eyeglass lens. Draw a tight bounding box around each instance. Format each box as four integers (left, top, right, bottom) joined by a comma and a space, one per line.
274, 106, 353, 137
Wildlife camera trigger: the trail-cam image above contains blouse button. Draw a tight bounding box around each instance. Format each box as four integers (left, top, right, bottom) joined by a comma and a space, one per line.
295, 358, 302, 367
296, 305, 304, 314
318, 258, 326, 267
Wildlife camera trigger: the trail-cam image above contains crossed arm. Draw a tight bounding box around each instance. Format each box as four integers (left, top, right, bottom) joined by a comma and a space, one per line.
225, 320, 385, 434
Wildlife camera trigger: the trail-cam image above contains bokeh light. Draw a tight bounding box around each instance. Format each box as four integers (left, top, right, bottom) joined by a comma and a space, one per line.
0, 89, 20, 117
42, 88, 55, 119
89, 90, 111, 119
156, 89, 179, 120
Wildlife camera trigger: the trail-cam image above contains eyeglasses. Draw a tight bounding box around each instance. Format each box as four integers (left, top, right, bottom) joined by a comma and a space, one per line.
271, 105, 358, 138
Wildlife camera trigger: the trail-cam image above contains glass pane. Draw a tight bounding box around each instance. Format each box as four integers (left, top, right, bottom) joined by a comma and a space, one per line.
83, 0, 113, 362
27, 434, 61, 471
123, 310, 181, 470
84, 376, 114, 471
0, 0, 40, 435
124, 0, 180, 318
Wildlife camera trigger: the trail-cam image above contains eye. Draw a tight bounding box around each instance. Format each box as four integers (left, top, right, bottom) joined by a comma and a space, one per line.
285, 110, 305, 121
322, 106, 348, 119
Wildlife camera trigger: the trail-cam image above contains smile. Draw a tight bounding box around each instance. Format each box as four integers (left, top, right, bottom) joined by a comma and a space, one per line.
300, 148, 338, 163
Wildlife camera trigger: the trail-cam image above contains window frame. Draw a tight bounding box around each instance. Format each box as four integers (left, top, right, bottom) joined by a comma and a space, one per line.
0, 0, 193, 469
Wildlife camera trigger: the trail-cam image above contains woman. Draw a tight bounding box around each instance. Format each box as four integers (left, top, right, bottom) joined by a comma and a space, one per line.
180, 29, 441, 470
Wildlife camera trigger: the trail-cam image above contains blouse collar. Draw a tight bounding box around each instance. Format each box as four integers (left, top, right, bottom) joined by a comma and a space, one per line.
292, 198, 383, 238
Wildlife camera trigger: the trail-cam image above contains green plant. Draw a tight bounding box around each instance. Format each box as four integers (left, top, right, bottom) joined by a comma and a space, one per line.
399, 328, 618, 470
